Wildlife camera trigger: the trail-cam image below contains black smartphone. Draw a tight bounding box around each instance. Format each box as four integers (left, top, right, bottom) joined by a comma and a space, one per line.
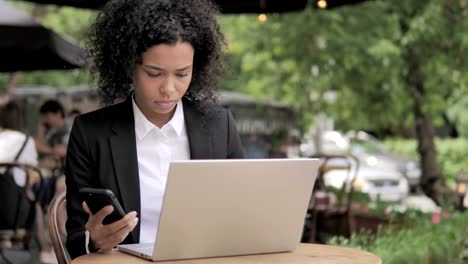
79, 187, 126, 225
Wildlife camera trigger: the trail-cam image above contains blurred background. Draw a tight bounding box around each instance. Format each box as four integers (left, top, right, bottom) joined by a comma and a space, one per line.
0, 0, 467, 263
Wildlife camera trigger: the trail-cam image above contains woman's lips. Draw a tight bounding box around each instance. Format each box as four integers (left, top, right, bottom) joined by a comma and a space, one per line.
153, 100, 176, 109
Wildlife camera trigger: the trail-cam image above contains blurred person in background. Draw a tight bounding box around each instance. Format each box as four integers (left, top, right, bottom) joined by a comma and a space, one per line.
0, 101, 45, 253
0, 101, 38, 186
35, 99, 69, 162
34, 100, 69, 206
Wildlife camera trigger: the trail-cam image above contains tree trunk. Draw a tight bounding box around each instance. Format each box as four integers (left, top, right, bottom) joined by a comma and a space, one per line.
398, 11, 447, 203
413, 100, 446, 202
406, 55, 446, 202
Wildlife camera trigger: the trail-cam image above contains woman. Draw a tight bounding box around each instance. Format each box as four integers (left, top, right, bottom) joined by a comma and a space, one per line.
0, 101, 38, 248
0, 101, 38, 187
65, 0, 244, 259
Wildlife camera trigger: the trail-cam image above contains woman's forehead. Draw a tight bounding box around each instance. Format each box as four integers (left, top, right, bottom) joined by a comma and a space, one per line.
141, 42, 194, 68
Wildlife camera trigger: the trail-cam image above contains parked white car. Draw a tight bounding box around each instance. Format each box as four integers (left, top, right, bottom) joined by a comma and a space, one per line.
346, 131, 421, 189
323, 164, 409, 202
301, 130, 414, 201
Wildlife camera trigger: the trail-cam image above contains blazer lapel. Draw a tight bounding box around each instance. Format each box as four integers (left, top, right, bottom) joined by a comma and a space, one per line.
183, 100, 212, 159
107, 98, 211, 242
109, 97, 141, 242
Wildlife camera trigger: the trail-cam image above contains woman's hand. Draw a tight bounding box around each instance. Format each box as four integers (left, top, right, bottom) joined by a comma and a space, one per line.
83, 202, 138, 251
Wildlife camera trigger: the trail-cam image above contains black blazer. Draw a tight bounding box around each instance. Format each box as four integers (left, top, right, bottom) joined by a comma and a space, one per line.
65, 97, 244, 259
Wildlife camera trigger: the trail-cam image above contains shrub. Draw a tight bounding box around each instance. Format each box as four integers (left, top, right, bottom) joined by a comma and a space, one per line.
329, 211, 468, 264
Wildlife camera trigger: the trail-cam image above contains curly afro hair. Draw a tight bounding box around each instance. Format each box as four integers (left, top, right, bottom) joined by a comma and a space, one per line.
87, 0, 225, 112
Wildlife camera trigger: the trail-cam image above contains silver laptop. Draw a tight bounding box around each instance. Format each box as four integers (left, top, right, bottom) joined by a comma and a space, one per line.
117, 158, 320, 261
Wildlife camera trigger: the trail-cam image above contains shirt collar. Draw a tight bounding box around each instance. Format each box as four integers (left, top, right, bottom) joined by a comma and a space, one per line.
132, 97, 185, 141
169, 100, 185, 137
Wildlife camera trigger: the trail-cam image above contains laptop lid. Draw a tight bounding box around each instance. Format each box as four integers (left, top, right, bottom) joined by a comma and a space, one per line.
152, 158, 320, 261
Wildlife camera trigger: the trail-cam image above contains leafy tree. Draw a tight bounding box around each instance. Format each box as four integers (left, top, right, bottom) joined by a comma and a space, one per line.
220, 0, 468, 202
390, 0, 467, 201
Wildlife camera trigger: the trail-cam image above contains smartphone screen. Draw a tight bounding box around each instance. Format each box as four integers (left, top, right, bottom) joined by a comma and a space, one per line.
79, 188, 126, 225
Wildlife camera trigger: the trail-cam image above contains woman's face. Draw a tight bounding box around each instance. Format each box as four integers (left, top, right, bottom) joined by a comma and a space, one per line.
134, 41, 194, 127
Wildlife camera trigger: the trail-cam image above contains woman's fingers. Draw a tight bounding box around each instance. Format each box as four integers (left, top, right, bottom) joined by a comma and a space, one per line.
82, 202, 92, 215
87, 205, 114, 228
96, 211, 138, 238
84, 204, 114, 243
98, 217, 139, 250
106, 211, 138, 231
82, 203, 139, 250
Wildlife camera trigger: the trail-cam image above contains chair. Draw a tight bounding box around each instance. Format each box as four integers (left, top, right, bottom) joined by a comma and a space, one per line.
303, 154, 360, 243
47, 191, 71, 264
0, 162, 43, 249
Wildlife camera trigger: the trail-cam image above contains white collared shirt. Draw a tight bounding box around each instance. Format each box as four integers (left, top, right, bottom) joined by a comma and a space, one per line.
132, 98, 190, 243
0, 130, 38, 186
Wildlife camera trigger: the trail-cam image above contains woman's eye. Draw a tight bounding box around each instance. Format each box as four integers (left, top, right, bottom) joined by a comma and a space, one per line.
176, 73, 188, 78
147, 72, 162, 78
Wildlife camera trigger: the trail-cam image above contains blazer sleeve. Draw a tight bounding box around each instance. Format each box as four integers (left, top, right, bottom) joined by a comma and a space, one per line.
64, 117, 95, 259
226, 109, 245, 159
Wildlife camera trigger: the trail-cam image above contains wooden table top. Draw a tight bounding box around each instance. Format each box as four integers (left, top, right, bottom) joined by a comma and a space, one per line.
72, 243, 382, 264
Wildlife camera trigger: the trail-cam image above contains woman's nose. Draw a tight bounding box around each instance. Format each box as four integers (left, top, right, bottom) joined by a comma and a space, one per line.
159, 76, 176, 95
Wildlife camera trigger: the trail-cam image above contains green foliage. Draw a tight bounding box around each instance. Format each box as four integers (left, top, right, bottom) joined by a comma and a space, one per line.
384, 138, 419, 158
436, 139, 468, 186
2, 0, 466, 140
41, 6, 96, 42
386, 206, 430, 223
448, 96, 468, 138
220, 0, 468, 134
329, 211, 468, 264
385, 138, 468, 186
17, 70, 91, 88
220, 2, 468, 195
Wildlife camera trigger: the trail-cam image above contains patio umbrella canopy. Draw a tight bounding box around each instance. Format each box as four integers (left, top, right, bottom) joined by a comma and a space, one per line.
23, 0, 309, 13
0, 0, 86, 72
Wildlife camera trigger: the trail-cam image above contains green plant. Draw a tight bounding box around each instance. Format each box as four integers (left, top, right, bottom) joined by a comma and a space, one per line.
329, 211, 468, 264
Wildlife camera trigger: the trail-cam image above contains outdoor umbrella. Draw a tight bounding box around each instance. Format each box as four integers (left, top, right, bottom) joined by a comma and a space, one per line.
22, 0, 309, 13
0, 0, 86, 72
